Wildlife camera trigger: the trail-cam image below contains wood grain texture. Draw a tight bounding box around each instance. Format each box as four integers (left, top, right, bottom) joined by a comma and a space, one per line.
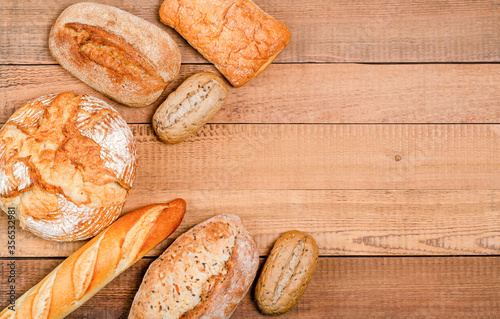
1, 190, 498, 257
2, 64, 500, 124
1, 257, 499, 317
2, 0, 500, 64
131, 124, 499, 190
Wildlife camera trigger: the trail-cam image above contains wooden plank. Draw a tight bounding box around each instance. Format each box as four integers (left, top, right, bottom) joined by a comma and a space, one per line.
2, 0, 500, 64
2, 64, 500, 124
0, 190, 498, 257
131, 124, 499, 190
1, 257, 498, 317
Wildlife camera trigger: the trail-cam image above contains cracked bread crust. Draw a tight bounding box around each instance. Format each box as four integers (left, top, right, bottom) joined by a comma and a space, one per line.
159, 0, 291, 87
129, 214, 259, 319
0, 92, 137, 241
50, 2, 181, 107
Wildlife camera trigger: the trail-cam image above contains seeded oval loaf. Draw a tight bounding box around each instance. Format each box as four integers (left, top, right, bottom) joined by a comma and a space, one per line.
0, 92, 137, 241
0, 200, 186, 319
129, 214, 259, 319
49, 2, 181, 107
255, 230, 319, 315
159, 0, 291, 87
153, 72, 229, 144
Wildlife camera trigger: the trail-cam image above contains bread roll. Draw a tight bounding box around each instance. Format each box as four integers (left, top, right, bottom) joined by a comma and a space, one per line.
129, 214, 259, 319
159, 0, 290, 87
49, 2, 181, 107
0, 92, 137, 241
153, 72, 229, 144
255, 230, 319, 315
0, 200, 186, 319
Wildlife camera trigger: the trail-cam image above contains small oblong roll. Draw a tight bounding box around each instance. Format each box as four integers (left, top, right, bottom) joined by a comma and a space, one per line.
255, 230, 319, 315
153, 72, 229, 143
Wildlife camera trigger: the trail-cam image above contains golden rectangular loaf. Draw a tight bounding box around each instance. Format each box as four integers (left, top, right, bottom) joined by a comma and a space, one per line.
159, 0, 291, 87
50, 2, 181, 107
0, 200, 186, 319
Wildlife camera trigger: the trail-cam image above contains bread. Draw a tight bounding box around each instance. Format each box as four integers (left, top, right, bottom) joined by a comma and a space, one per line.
153, 72, 229, 144
0, 92, 137, 241
129, 214, 259, 319
0, 199, 186, 319
255, 230, 318, 315
49, 2, 181, 107
159, 0, 291, 87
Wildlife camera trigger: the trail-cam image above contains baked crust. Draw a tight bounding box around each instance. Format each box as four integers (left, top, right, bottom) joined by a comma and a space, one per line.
153, 72, 229, 144
50, 2, 181, 107
159, 0, 291, 87
0, 92, 137, 241
129, 214, 259, 319
255, 230, 319, 315
0, 200, 186, 319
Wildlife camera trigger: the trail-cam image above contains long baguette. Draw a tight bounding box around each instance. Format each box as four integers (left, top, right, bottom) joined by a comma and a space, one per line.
0, 199, 186, 319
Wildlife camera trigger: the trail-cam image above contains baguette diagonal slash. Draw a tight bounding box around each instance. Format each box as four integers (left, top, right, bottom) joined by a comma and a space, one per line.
0, 199, 186, 319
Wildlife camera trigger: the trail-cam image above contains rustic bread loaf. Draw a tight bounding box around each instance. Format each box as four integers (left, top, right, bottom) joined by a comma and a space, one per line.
159, 0, 290, 87
0, 200, 186, 319
255, 230, 319, 315
129, 214, 259, 319
0, 92, 137, 241
49, 2, 181, 107
153, 72, 229, 144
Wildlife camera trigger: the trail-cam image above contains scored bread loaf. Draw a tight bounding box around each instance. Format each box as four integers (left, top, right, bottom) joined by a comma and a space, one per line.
0, 199, 186, 319
50, 2, 181, 107
159, 0, 291, 87
129, 214, 259, 319
0, 92, 137, 241
153, 72, 229, 144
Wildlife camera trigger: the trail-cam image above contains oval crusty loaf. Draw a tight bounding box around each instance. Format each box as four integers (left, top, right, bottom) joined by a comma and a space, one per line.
255, 230, 319, 315
159, 0, 290, 87
153, 72, 229, 144
49, 2, 181, 107
0, 199, 186, 319
0, 92, 137, 241
129, 214, 259, 319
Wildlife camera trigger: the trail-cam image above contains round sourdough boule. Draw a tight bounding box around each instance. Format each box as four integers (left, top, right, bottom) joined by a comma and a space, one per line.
128, 214, 259, 319
255, 230, 319, 315
153, 72, 229, 144
49, 2, 181, 107
0, 92, 137, 241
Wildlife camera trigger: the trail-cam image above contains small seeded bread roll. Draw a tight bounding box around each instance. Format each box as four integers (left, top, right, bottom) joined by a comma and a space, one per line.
153, 72, 229, 144
255, 230, 319, 315
49, 2, 181, 107
0, 92, 137, 241
129, 214, 259, 319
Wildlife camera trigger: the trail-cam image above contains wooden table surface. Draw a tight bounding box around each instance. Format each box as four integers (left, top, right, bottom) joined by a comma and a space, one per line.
1, 0, 500, 318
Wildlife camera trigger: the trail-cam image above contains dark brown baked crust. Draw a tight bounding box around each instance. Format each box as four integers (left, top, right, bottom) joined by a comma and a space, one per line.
159, 0, 290, 87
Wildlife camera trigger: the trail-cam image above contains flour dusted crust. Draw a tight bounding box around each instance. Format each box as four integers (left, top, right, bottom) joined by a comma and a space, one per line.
129, 214, 259, 319
50, 2, 181, 107
159, 0, 291, 87
0, 92, 137, 241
